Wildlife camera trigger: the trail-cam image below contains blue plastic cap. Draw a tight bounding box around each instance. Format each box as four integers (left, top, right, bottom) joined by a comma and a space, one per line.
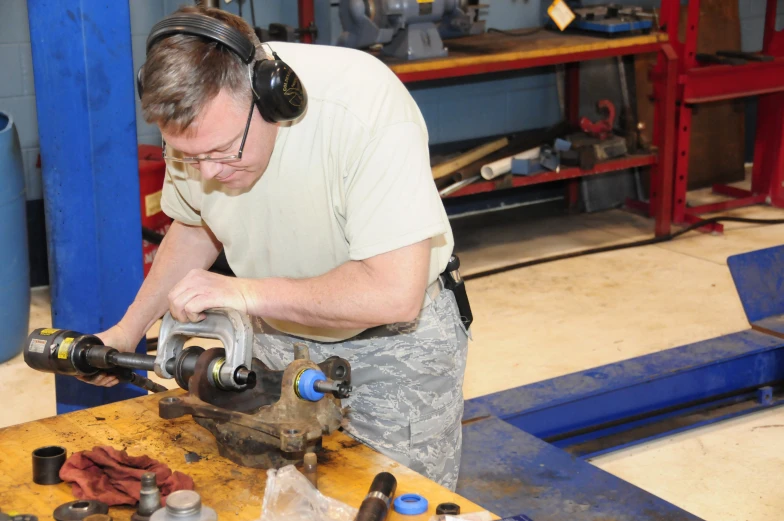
297, 369, 326, 402
393, 494, 428, 515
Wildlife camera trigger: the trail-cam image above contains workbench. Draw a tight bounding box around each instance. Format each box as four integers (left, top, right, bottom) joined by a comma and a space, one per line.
0, 390, 491, 521
379, 28, 678, 237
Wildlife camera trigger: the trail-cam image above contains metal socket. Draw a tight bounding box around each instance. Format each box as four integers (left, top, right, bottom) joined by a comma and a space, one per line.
32, 445, 67, 485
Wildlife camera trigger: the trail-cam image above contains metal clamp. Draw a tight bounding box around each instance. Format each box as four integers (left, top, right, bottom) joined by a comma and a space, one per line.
154, 308, 254, 391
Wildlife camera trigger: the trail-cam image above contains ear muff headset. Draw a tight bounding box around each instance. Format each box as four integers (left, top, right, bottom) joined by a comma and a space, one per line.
136, 12, 307, 124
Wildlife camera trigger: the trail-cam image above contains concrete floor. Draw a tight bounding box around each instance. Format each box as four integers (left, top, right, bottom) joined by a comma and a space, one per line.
3, 181, 784, 520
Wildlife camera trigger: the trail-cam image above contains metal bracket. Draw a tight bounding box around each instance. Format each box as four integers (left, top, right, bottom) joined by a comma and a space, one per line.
154, 308, 254, 391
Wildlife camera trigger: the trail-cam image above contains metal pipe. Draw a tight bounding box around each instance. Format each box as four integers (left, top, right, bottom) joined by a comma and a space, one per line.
106, 351, 156, 371
297, 0, 315, 43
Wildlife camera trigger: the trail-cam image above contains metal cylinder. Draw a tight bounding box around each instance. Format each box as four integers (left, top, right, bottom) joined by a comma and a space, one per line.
24, 329, 102, 377
303, 452, 318, 489
137, 472, 161, 517
32, 446, 67, 485
107, 351, 156, 371
355, 472, 397, 521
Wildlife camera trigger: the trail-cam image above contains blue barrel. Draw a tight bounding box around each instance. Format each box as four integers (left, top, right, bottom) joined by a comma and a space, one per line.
0, 112, 30, 363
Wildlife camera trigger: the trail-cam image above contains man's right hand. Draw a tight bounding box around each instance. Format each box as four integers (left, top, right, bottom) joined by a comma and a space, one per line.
76, 323, 140, 388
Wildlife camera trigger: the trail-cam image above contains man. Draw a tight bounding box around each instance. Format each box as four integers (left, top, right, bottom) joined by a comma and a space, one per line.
84, 5, 469, 490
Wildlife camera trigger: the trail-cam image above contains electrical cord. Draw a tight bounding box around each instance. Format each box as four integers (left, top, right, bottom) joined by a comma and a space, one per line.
463, 215, 784, 281
250, 0, 257, 28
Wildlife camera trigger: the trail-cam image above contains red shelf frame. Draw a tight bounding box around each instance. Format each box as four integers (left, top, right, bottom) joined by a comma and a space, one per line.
443, 154, 657, 198
650, 0, 784, 233
388, 34, 677, 236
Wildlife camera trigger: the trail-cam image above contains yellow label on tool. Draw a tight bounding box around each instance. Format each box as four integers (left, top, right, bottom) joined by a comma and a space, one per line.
145, 190, 162, 217
57, 337, 74, 360
548, 0, 575, 31
416, 0, 434, 3
39, 328, 58, 336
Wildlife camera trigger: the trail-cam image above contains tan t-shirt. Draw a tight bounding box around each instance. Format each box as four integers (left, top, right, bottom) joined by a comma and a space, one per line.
160, 42, 454, 342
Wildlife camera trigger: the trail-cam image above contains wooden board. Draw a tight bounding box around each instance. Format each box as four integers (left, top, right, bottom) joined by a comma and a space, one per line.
634, 0, 744, 190
0, 390, 492, 521
683, 0, 745, 189
379, 29, 667, 75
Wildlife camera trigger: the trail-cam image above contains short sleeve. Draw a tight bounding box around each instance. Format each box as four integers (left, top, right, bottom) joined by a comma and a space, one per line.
343, 122, 447, 260
160, 164, 203, 226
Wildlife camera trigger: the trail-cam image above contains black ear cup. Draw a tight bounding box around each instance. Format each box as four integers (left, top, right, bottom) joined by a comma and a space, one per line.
137, 65, 145, 100
252, 55, 307, 123
138, 12, 308, 123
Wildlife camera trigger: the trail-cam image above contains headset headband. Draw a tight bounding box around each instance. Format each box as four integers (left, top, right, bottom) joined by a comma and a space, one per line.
145, 13, 255, 64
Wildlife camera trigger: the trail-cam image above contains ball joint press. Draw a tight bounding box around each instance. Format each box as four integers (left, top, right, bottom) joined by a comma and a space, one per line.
24, 309, 353, 470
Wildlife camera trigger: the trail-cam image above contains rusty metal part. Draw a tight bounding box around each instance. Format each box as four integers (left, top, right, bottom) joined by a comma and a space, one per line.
53, 501, 109, 521
159, 348, 350, 469
303, 452, 318, 488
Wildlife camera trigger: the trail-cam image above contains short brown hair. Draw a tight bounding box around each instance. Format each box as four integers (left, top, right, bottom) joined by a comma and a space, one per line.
140, 5, 263, 135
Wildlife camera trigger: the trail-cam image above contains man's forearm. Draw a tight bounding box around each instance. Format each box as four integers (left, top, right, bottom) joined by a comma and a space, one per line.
120, 221, 222, 342
242, 242, 431, 330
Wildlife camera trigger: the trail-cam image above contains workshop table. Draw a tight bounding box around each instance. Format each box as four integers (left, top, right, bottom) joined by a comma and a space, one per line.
0, 390, 492, 521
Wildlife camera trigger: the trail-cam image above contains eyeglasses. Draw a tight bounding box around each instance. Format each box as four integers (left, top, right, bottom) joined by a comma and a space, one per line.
162, 96, 255, 164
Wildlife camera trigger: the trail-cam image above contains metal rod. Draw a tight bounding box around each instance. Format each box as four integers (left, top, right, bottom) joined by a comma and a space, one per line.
106, 351, 157, 371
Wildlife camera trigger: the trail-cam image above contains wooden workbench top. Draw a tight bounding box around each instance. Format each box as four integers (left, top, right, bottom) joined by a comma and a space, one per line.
379, 28, 668, 78
0, 390, 491, 521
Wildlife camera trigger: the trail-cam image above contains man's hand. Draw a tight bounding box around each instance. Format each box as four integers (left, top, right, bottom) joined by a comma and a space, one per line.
76, 323, 138, 388
168, 269, 249, 323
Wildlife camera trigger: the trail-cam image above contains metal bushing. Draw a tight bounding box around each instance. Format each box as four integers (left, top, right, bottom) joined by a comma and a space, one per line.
53, 501, 109, 521
32, 445, 67, 485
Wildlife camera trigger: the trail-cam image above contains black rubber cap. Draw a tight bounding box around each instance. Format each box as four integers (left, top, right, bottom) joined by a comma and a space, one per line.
436, 503, 461, 515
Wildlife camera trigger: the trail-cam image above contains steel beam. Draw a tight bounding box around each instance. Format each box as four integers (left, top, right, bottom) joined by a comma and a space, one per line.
28, 1, 146, 412
464, 329, 784, 458
457, 416, 704, 520
682, 60, 784, 104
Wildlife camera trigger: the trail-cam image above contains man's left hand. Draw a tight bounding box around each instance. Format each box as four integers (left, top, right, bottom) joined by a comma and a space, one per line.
168, 269, 249, 322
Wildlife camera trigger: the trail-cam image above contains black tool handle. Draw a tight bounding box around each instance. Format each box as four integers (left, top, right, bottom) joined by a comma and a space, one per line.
443, 255, 474, 330
355, 472, 397, 521
696, 53, 746, 66
716, 50, 774, 62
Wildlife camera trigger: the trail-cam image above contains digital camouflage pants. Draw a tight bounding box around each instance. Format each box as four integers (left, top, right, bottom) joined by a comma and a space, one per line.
252, 288, 470, 491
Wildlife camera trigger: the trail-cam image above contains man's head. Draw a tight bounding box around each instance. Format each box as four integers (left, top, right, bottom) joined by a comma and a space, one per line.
139, 6, 277, 189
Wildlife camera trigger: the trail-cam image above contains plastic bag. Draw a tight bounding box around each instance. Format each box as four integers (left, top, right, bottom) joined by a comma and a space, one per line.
260, 465, 358, 521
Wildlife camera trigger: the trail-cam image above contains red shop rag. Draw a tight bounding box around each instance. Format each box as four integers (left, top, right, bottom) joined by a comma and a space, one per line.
59, 445, 194, 507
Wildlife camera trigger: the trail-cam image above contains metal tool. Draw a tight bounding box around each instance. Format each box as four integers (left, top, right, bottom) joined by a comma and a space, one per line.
24, 310, 353, 469
131, 472, 161, 521
580, 100, 616, 140
53, 501, 109, 521
25, 328, 169, 393
337, 0, 485, 61
562, 3, 654, 34
439, 175, 481, 197
355, 472, 397, 521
